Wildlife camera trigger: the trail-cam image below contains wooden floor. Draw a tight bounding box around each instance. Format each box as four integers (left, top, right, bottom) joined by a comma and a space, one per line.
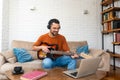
102, 66, 120, 80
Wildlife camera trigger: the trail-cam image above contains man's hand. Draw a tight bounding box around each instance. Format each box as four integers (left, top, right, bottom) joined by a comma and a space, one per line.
71, 54, 79, 58
41, 46, 51, 53
32, 45, 50, 53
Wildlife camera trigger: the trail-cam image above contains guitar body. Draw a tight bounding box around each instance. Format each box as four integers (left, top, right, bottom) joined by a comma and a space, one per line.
37, 50, 47, 60
37, 42, 58, 60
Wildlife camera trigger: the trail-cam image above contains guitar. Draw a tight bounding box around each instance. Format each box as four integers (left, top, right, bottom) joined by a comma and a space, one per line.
37, 42, 92, 60
37, 48, 82, 60
37, 42, 81, 60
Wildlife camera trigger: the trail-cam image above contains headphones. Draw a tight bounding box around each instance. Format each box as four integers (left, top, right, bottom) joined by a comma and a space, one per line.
47, 24, 51, 29
47, 19, 60, 29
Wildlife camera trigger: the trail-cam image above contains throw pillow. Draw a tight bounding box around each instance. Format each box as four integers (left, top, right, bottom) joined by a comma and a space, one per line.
76, 45, 89, 54
13, 48, 33, 63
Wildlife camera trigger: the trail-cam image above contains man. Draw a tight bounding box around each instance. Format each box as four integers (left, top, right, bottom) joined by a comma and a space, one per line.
32, 18, 78, 70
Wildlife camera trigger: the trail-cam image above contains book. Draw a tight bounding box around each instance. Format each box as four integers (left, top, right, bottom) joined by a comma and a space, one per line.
107, 22, 111, 31
103, 23, 107, 31
115, 33, 120, 42
20, 70, 47, 80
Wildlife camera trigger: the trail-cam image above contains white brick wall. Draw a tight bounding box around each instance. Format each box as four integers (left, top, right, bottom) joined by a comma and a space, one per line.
0, 0, 3, 52
8, 0, 102, 49
1, 0, 120, 67
2, 0, 9, 51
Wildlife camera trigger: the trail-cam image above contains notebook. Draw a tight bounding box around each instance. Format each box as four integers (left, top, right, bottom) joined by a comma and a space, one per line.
20, 70, 47, 80
63, 57, 101, 78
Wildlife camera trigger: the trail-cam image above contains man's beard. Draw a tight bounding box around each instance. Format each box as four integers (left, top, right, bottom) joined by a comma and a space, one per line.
51, 32, 58, 36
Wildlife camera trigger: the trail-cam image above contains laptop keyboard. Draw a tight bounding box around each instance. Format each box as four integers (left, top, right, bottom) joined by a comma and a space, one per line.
70, 72, 78, 76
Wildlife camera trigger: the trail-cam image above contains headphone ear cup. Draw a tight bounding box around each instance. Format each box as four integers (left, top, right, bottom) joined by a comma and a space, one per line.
47, 25, 50, 29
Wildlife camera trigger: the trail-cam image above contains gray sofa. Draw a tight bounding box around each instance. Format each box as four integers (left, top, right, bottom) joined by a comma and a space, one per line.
0, 40, 110, 79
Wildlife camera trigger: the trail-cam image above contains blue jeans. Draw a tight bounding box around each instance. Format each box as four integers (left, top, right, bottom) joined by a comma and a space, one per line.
42, 55, 77, 70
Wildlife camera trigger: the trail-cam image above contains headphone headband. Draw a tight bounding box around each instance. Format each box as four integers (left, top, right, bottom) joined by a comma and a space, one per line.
47, 19, 60, 29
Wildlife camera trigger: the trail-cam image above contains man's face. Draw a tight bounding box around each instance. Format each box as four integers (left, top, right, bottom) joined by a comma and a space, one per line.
50, 22, 60, 36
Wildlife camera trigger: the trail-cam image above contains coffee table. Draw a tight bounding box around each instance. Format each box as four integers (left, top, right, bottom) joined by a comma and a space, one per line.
5, 67, 107, 80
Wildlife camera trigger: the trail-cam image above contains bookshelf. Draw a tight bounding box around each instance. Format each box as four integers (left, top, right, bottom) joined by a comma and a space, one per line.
101, 0, 120, 70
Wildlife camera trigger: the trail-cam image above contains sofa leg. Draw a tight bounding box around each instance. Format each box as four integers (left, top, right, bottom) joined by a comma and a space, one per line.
106, 71, 109, 77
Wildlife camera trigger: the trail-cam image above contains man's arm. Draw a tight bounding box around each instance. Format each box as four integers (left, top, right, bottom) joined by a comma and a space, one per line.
62, 37, 79, 58
32, 36, 43, 51
64, 51, 79, 58
32, 45, 50, 53
32, 46, 42, 51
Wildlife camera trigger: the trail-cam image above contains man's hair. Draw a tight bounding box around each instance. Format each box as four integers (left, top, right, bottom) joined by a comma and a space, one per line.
47, 18, 60, 29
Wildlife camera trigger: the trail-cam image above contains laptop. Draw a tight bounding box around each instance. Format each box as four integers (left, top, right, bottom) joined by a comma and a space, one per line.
63, 57, 101, 78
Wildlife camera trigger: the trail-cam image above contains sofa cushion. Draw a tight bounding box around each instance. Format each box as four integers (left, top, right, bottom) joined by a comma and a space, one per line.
13, 48, 33, 63
67, 41, 88, 52
0, 60, 42, 74
0, 74, 8, 80
12, 40, 34, 50
1, 50, 16, 63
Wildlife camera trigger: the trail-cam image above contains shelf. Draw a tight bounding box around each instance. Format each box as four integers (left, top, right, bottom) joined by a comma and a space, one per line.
102, 28, 120, 34
112, 42, 120, 45
101, 0, 118, 6
112, 29, 120, 32
110, 53, 120, 58
102, 18, 120, 23
102, 30, 112, 34
107, 50, 120, 58
102, 7, 120, 14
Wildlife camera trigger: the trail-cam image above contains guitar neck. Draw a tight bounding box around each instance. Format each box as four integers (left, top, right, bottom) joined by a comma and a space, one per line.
50, 51, 74, 56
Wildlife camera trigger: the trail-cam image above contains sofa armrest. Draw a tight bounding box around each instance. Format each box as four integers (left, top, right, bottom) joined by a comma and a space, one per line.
89, 48, 105, 57
0, 53, 6, 67
89, 48, 110, 72
99, 51, 110, 71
